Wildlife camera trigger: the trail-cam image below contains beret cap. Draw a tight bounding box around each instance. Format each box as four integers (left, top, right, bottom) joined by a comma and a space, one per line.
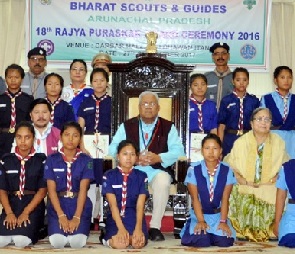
28, 47, 47, 59
209, 42, 230, 53
91, 52, 112, 67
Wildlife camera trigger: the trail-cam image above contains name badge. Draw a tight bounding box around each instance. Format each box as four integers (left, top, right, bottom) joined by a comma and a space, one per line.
53, 168, 65, 172
7, 170, 18, 174
207, 84, 217, 88
83, 107, 94, 112
227, 103, 236, 108
0, 104, 6, 108
112, 184, 122, 188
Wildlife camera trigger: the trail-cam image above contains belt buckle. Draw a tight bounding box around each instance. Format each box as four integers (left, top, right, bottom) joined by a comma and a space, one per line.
237, 130, 243, 136
65, 191, 74, 198
15, 191, 21, 197
9, 127, 15, 133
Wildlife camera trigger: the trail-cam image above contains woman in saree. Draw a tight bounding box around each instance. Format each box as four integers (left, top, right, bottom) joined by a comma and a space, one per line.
224, 107, 289, 242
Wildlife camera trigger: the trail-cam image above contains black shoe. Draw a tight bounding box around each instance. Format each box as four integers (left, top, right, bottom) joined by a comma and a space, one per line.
99, 228, 105, 244
99, 222, 106, 244
148, 228, 165, 241
90, 223, 95, 230
174, 233, 181, 239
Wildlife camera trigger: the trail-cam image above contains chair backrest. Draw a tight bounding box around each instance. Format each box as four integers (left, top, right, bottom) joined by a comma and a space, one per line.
108, 53, 194, 150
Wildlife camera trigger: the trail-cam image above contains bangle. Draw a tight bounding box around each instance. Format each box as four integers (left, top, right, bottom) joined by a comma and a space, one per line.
7, 212, 13, 215
58, 214, 66, 218
73, 216, 80, 220
220, 219, 227, 223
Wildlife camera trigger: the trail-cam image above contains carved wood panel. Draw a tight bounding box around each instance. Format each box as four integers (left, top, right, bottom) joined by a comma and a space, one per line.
108, 53, 194, 149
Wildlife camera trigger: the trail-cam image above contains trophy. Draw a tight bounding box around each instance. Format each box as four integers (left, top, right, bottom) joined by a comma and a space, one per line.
145, 31, 158, 53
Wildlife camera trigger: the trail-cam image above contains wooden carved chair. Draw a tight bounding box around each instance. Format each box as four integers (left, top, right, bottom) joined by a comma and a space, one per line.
106, 53, 194, 237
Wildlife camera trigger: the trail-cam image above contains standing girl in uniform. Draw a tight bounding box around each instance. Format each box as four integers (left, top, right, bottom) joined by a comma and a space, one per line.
44, 121, 94, 248
180, 134, 236, 247
102, 140, 149, 249
260, 66, 295, 158
0, 64, 34, 158
0, 121, 47, 247
218, 67, 259, 156
260, 66, 294, 130
77, 67, 112, 225
189, 73, 217, 162
44, 73, 75, 130
189, 73, 217, 135
78, 67, 111, 136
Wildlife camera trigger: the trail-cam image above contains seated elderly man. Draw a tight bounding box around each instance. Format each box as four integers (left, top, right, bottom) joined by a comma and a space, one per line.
108, 91, 185, 241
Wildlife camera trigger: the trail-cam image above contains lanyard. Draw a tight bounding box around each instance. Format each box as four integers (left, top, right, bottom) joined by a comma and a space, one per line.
139, 118, 160, 150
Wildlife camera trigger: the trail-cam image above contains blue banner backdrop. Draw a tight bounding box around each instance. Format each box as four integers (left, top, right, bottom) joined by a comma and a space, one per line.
27, 0, 271, 70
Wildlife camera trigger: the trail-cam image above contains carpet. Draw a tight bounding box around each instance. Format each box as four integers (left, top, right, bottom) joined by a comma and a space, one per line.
1, 232, 293, 254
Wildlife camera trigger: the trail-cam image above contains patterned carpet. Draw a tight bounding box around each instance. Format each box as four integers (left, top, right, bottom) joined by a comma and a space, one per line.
0, 232, 293, 254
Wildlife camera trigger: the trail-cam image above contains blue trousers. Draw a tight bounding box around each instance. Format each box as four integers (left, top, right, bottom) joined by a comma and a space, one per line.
181, 228, 234, 247
279, 233, 295, 248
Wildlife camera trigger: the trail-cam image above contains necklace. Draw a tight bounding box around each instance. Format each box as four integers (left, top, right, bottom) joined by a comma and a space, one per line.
71, 83, 86, 96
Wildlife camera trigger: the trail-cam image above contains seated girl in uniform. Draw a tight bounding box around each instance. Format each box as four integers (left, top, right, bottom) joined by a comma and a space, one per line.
44, 73, 75, 130
180, 133, 236, 247
102, 140, 149, 249
44, 121, 94, 248
274, 159, 295, 248
0, 121, 47, 247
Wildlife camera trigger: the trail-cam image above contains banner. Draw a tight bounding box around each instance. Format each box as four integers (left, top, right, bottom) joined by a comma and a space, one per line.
27, 0, 271, 70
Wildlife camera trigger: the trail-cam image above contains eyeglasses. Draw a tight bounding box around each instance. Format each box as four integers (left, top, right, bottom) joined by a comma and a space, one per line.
71, 68, 86, 73
140, 102, 157, 108
30, 57, 46, 63
253, 117, 272, 123
213, 52, 228, 57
